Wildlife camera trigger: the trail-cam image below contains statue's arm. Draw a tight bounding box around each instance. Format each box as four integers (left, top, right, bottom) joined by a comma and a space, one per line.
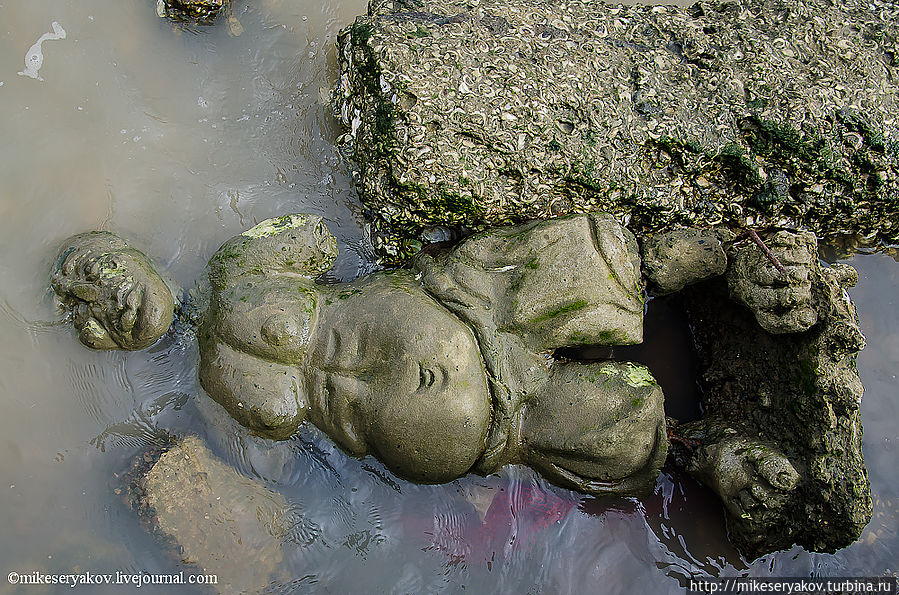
198, 331, 307, 440
643, 226, 829, 335
641, 228, 731, 295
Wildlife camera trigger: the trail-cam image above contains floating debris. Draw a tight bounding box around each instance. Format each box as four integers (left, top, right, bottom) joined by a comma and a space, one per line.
18, 21, 66, 81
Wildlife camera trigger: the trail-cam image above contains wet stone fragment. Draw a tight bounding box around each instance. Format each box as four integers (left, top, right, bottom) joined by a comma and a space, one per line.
126, 435, 287, 593
334, 0, 899, 260
641, 228, 729, 295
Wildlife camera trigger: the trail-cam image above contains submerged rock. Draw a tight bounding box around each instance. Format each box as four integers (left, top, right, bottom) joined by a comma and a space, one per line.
334, 0, 899, 259
156, 0, 228, 23
124, 435, 287, 592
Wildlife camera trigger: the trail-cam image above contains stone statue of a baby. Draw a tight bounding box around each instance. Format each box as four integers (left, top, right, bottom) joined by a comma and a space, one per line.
194, 213, 668, 494
53, 213, 852, 551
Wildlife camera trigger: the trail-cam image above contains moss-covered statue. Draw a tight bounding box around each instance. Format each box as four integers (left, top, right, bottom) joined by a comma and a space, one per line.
50, 213, 869, 557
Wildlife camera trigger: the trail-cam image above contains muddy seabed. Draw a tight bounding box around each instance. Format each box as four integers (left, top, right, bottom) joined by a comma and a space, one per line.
0, 0, 895, 593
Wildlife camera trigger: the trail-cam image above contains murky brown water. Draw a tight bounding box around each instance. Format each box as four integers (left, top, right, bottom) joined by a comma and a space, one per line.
0, 1, 896, 593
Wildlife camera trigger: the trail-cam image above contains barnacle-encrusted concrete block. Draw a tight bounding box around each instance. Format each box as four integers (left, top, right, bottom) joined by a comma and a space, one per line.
335, 0, 899, 258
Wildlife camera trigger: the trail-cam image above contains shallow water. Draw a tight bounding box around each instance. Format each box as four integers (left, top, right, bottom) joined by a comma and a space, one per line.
0, 1, 896, 593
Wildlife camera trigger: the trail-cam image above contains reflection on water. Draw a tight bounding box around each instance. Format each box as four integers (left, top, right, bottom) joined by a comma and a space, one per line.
0, 1, 896, 593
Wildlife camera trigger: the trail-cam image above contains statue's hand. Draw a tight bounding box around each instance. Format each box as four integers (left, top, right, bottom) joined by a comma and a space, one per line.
694, 434, 799, 521
727, 231, 818, 334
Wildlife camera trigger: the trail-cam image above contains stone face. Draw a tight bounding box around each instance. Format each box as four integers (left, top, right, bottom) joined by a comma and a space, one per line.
334, 0, 899, 259
51, 232, 174, 350
642, 228, 729, 295
672, 232, 870, 557
134, 436, 287, 592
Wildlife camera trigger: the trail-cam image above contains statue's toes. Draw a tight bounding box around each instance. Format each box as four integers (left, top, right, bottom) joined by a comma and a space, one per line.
792, 306, 819, 330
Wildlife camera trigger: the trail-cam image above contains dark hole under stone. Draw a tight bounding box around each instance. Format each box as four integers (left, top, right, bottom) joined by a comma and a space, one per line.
554, 294, 702, 422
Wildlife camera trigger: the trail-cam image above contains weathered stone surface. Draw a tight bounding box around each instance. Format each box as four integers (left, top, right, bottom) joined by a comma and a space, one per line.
334, 0, 899, 259
672, 232, 871, 557
51, 232, 174, 350
642, 228, 729, 294
132, 435, 287, 593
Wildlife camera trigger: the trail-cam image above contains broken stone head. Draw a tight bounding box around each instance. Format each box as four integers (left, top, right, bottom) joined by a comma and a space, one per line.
51, 232, 174, 350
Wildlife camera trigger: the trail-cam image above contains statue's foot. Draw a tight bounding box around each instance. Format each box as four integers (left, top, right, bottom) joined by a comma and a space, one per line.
52, 232, 174, 350
698, 435, 799, 521
727, 230, 819, 334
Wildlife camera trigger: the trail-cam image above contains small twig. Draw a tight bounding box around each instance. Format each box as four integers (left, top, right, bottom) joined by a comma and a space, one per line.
747, 229, 787, 275
667, 429, 701, 451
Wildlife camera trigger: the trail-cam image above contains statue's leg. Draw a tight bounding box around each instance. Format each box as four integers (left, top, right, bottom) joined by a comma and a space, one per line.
675, 236, 870, 557
671, 419, 799, 520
